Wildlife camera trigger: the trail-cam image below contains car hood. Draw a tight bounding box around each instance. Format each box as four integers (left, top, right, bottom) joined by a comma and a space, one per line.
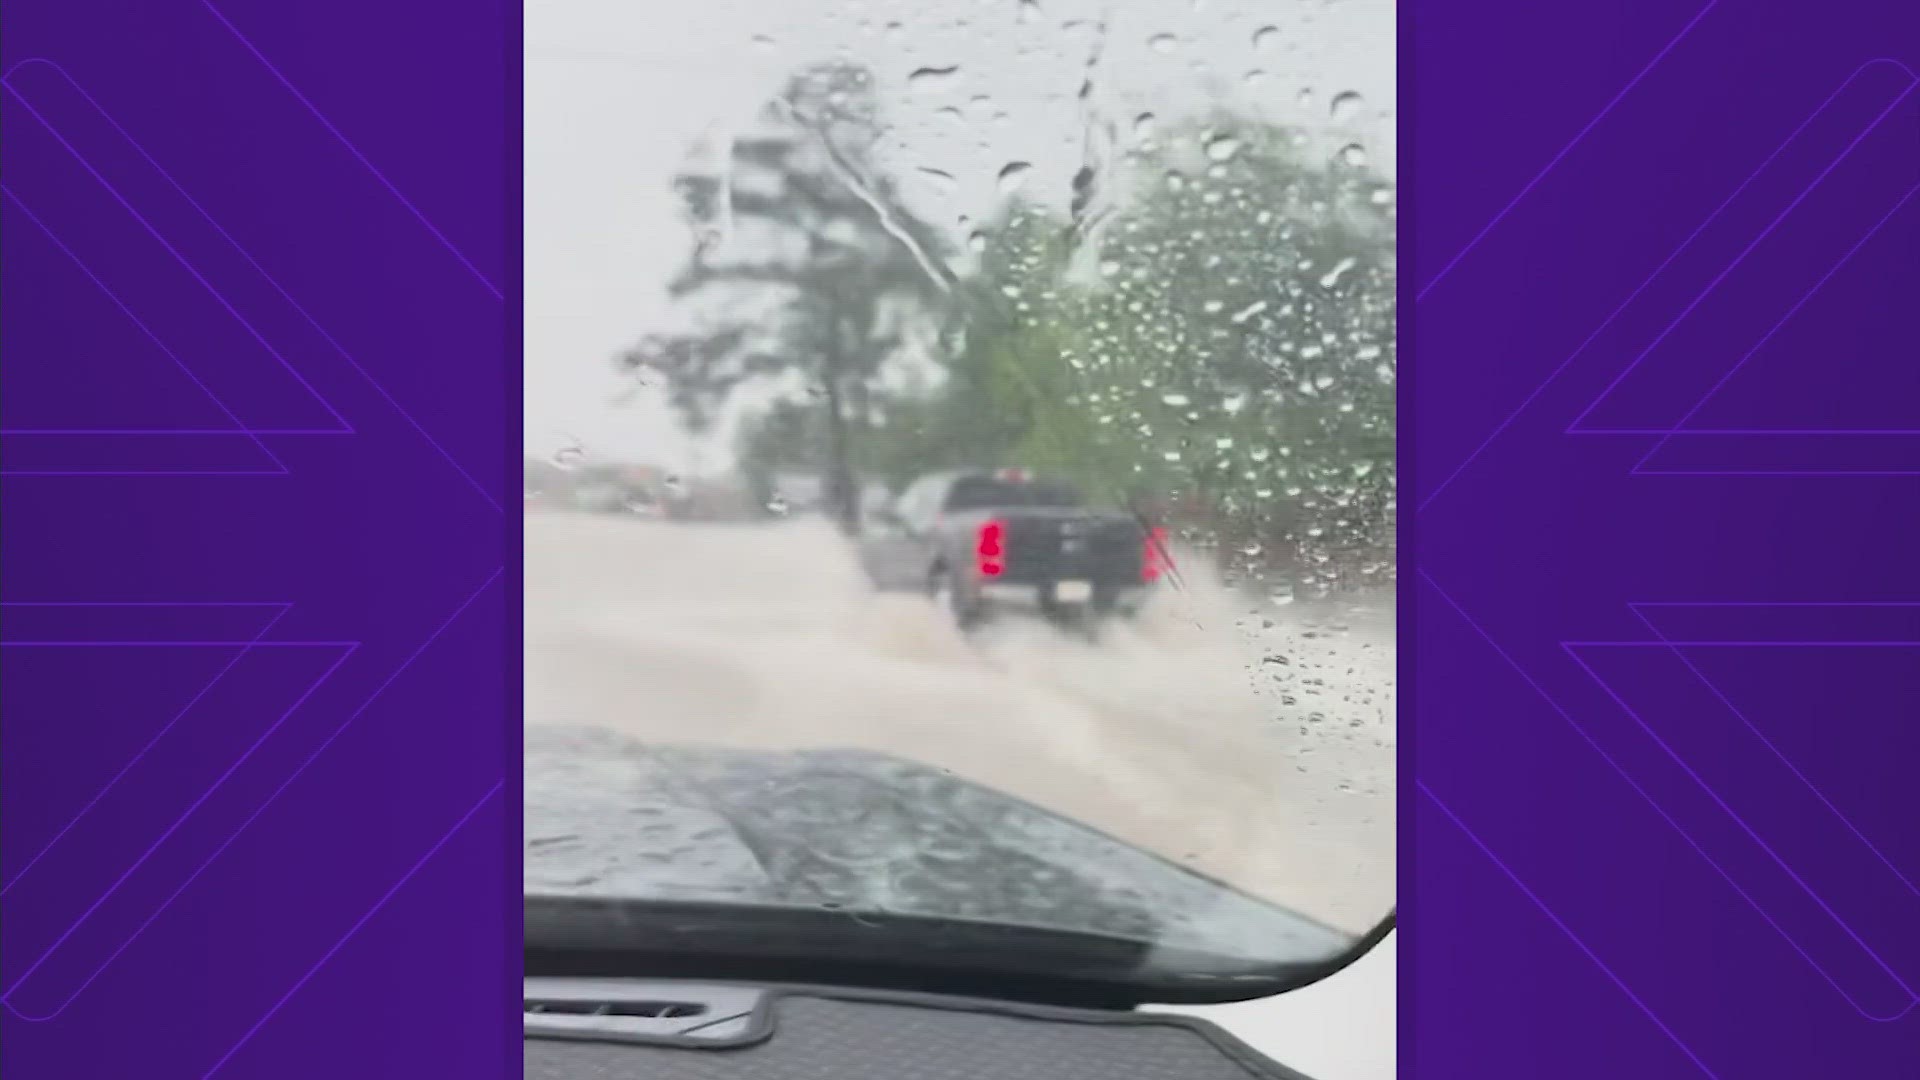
525, 725, 1352, 966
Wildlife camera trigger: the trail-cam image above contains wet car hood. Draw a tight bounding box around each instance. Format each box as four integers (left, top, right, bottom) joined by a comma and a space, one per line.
525, 725, 1351, 966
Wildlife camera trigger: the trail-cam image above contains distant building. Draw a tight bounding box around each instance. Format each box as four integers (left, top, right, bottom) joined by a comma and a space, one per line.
676, 475, 757, 521
769, 473, 825, 512
524, 457, 673, 515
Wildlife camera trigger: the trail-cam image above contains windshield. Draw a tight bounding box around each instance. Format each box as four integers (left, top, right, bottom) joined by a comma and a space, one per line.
526, 0, 1395, 992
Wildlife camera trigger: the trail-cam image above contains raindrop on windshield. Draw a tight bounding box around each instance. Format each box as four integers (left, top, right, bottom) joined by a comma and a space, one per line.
552, 443, 586, 471
1204, 133, 1243, 162
908, 65, 960, 93
1329, 90, 1365, 124
1149, 33, 1179, 54
996, 161, 1033, 194
1318, 257, 1358, 289
1060, 19, 1100, 47
1253, 25, 1281, 50
1335, 142, 1368, 167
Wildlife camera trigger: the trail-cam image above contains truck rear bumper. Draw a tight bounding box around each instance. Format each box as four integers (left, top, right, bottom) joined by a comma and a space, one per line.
974, 580, 1150, 617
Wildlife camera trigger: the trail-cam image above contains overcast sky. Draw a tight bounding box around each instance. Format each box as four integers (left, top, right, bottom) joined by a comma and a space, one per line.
525, 0, 1395, 471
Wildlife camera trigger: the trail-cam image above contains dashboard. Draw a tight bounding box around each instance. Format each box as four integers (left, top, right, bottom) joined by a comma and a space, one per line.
525, 977, 1319, 1080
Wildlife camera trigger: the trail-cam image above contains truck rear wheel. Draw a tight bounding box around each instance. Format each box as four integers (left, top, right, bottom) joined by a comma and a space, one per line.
929, 567, 985, 632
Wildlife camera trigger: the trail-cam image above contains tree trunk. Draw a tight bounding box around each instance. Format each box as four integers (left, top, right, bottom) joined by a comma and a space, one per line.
819, 362, 861, 536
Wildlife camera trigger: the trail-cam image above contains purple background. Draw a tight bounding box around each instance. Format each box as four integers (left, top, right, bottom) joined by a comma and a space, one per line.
8, 0, 1920, 1078
2, 1, 514, 1077
1410, 1, 1920, 1077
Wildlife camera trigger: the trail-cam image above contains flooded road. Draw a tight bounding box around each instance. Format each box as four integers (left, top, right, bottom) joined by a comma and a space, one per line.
525, 509, 1393, 933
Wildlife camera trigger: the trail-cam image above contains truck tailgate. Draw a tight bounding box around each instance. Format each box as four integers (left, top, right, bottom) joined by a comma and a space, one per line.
998, 512, 1146, 587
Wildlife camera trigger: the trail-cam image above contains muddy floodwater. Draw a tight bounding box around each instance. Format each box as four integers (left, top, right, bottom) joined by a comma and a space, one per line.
525, 509, 1394, 933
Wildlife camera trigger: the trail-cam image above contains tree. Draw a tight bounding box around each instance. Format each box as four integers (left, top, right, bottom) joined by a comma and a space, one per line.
618, 63, 954, 533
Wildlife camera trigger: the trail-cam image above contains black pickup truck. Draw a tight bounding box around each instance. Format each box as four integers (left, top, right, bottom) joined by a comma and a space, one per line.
857, 469, 1170, 630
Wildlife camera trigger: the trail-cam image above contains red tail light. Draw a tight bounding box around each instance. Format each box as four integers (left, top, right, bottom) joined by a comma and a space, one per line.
975, 519, 1006, 578
1141, 526, 1169, 583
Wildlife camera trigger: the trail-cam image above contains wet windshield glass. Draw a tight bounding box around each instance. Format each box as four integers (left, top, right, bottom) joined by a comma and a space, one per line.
526, 0, 1395, 980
